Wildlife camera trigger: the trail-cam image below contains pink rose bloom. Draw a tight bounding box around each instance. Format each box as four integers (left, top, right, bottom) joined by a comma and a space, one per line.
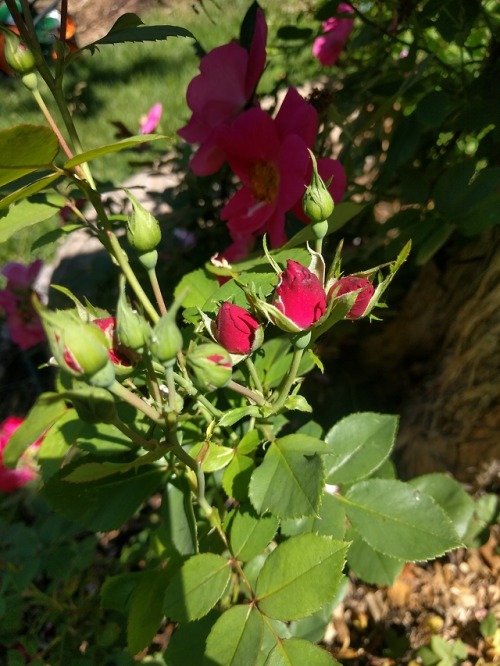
313, 3, 354, 67
178, 7, 267, 175
139, 103, 163, 134
274, 260, 326, 330
0, 260, 46, 350
215, 302, 261, 355
329, 276, 374, 319
217, 88, 346, 249
0, 416, 42, 493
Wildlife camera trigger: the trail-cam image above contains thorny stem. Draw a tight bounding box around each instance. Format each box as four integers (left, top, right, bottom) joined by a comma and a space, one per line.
173, 372, 224, 419
272, 347, 304, 412
111, 417, 157, 451
30, 88, 75, 162
227, 380, 267, 407
165, 364, 178, 412
148, 267, 167, 316
142, 350, 163, 407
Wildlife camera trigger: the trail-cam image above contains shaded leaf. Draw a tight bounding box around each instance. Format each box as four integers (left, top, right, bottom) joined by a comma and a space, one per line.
265, 637, 341, 665
203, 605, 264, 666
229, 505, 279, 562
0, 125, 59, 187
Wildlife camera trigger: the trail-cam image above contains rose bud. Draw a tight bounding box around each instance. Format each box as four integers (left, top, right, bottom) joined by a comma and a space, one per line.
329, 276, 374, 319
302, 150, 334, 229
214, 302, 262, 355
93, 317, 136, 374
125, 190, 161, 269
149, 310, 184, 366
116, 279, 150, 352
273, 260, 327, 330
187, 343, 232, 389
1, 28, 35, 75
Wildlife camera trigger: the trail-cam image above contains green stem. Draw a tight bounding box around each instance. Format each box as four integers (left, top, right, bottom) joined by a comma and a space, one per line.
111, 416, 157, 451
108, 380, 164, 425
148, 267, 167, 316
165, 364, 178, 412
30, 88, 75, 161
315, 237, 323, 255
227, 380, 267, 407
272, 347, 304, 412
245, 357, 264, 394
173, 372, 223, 418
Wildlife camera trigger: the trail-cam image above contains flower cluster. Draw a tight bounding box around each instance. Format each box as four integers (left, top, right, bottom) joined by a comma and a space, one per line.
178, 4, 347, 258
211, 259, 374, 356
0, 416, 42, 493
0, 260, 46, 350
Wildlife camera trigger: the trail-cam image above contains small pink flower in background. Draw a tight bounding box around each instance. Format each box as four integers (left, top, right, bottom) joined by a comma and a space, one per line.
139, 103, 163, 135
313, 3, 354, 67
217, 88, 346, 250
274, 260, 326, 330
329, 276, 374, 319
177, 7, 267, 176
0, 416, 42, 493
0, 260, 46, 350
215, 302, 261, 355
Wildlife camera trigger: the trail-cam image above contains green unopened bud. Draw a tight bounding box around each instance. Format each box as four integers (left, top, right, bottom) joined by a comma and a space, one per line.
187, 343, 232, 389
1, 28, 35, 75
303, 150, 334, 232
126, 189, 161, 254
116, 278, 150, 351
149, 292, 187, 366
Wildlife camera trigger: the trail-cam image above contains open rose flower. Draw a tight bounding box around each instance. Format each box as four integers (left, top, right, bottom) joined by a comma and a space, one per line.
274, 260, 326, 330
0, 260, 46, 350
313, 3, 354, 67
178, 7, 267, 175
0, 416, 42, 493
217, 88, 346, 251
329, 276, 374, 319
215, 302, 261, 355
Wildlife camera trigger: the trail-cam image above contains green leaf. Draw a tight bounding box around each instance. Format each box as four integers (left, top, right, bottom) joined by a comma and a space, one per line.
288, 582, 348, 643
163, 553, 231, 622
255, 534, 348, 621
37, 409, 83, 481
3, 393, 67, 466
42, 466, 166, 531
0, 173, 60, 209
0, 194, 63, 243
346, 527, 403, 586
222, 453, 255, 502
218, 406, 261, 428
342, 479, 462, 561
63, 134, 168, 168
175, 268, 218, 309
203, 605, 264, 666
101, 572, 141, 613
0, 125, 59, 187
160, 476, 198, 557
281, 493, 346, 540
249, 435, 327, 519
324, 413, 399, 485
189, 441, 234, 473
433, 161, 476, 216
415, 221, 455, 265
164, 612, 219, 666
127, 568, 171, 655
283, 202, 365, 250
92, 21, 194, 47
264, 637, 341, 665
229, 505, 279, 562
409, 474, 475, 539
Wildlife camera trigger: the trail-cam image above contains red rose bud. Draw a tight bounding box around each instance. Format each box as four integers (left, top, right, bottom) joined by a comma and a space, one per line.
329, 277, 374, 319
93, 317, 134, 369
215, 302, 262, 355
187, 343, 232, 389
274, 260, 326, 330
